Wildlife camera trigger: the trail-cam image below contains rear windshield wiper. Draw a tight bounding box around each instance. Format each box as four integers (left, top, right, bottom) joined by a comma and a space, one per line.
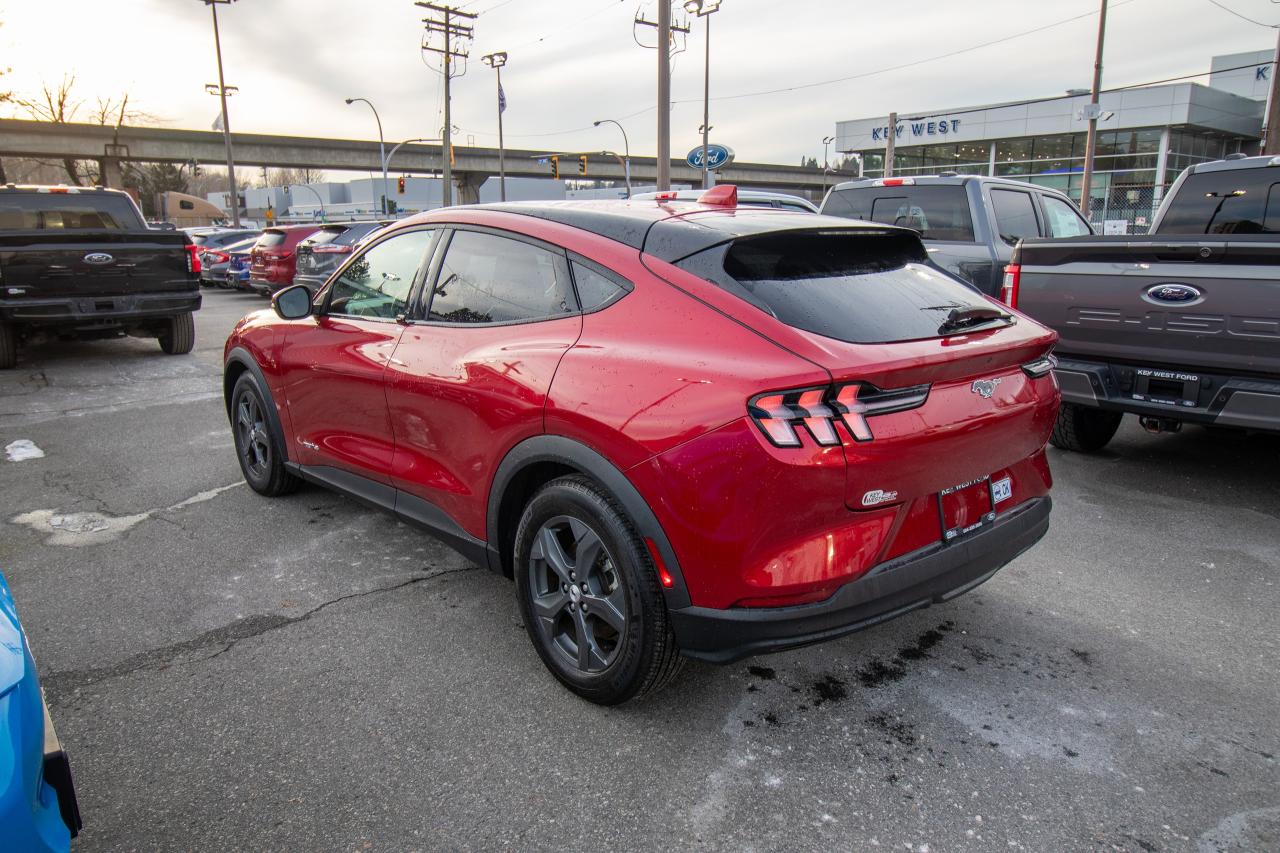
936, 305, 1011, 335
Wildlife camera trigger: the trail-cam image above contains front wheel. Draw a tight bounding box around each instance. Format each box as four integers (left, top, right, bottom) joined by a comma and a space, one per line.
230, 373, 299, 497
158, 312, 195, 355
513, 475, 683, 705
1050, 403, 1123, 452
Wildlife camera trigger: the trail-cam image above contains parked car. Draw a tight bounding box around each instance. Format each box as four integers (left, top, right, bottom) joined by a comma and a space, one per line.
821, 173, 1092, 296
225, 244, 256, 291
1006, 153, 1280, 451
200, 236, 259, 287
190, 227, 260, 250
0, 569, 82, 851
633, 188, 819, 213
293, 222, 390, 295
247, 224, 321, 296
0, 185, 202, 369
225, 186, 1059, 704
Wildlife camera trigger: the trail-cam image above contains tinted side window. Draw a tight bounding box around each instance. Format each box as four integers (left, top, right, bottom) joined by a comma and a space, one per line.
428, 231, 574, 324
570, 260, 629, 311
1158, 169, 1280, 234
327, 229, 435, 319
823, 186, 975, 242
1041, 195, 1091, 237
990, 189, 1041, 245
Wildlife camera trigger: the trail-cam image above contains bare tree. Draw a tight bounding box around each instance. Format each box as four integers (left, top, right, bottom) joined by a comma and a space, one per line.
263, 166, 326, 187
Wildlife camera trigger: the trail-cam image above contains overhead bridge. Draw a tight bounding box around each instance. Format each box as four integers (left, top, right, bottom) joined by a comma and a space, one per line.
0, 118, 835, 202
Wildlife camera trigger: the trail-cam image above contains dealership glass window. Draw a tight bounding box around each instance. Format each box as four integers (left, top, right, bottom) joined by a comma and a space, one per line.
955, 141, 989, 165
989, 189, 1041, 244
1032, 135, 1074, 165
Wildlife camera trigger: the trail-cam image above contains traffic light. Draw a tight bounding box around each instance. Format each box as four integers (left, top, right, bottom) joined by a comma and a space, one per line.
549, 155, 559, 180
578, 155, 588, 176
397, 176, 406, 194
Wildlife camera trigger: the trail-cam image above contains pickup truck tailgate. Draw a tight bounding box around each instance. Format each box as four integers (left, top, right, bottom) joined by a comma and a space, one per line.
0, 231, 193, 299
1017, 237, 1280, 376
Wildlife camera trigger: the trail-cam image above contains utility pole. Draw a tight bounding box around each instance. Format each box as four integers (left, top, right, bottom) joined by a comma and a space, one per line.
482, 52, 508, 201
202, 0, 240, 226
685, 1, 722, 189
636, 4, 689, 190
1264, 28, 1280, 156
418, 2, 475, 207
1079, 0, 1108, 213
884, 112, 897, 178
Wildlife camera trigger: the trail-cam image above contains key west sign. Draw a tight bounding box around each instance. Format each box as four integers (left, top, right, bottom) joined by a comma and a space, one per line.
871, 118, 962, 142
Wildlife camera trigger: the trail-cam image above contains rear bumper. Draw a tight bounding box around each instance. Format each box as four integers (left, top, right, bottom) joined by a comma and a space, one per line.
1054, 357, 1280, 433
0, 291, 201, 327
669, 496, 1051, 663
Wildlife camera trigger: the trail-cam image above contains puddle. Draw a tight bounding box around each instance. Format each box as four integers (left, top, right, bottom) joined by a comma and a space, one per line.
5, 439, 45, 462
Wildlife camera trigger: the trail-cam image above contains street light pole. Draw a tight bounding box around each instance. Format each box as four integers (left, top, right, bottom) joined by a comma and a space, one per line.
1079, 0, 1108, 214
203, 0, 240, 227
482, 52, 508, 202
822, 135, 835, 196
593, 119, 632, 197
348, 97, 386, 213
345, 98, 388, 216
685, 1, 721, 190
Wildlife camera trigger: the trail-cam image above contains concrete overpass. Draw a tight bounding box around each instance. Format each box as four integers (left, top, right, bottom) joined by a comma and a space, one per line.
0, 118, 843, 203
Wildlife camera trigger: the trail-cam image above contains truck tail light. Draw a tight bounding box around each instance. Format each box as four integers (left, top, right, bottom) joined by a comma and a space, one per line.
1000, 263, 1020, 308
748, 382, 931, 448
186, 243, 201, 274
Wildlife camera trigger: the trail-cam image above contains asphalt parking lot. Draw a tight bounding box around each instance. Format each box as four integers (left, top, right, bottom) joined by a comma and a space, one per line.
2, 290, 1277, 852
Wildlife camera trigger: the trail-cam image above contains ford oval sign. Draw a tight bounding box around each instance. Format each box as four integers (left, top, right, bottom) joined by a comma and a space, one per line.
1144, 283, 1202, 305
687, 144, 734, 171
83, 252, 114, 266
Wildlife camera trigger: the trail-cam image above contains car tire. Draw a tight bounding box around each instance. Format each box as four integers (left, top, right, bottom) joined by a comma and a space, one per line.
230, 372, 300, 497
513, 475, 684, 705
0, 323, 16, 370
1050, 403, 1123, 452
158, 312, 195, 355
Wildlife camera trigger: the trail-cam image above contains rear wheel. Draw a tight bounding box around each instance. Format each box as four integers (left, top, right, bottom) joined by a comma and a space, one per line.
0, 323, 16, 370
1050, 403, 1123, 452
158, 312, 195, 355
230, 373, 299, 497
514, 475, 683, 705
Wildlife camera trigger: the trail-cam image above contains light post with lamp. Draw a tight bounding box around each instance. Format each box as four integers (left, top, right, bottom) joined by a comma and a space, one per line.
684, 0, 722, 189
481, 52, 508, 202
345, 97, 388, 216
592, 119, 632, 198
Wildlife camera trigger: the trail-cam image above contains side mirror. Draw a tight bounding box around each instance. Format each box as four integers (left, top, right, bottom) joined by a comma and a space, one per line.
272, 284, 313, 320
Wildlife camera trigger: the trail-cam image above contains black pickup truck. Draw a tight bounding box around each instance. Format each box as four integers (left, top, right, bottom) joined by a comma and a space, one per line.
1007, 154, 1279, 451
0, 185, 201, 369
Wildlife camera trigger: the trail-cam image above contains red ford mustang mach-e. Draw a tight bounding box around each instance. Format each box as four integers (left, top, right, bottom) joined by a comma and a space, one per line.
224, 188, 1060, 704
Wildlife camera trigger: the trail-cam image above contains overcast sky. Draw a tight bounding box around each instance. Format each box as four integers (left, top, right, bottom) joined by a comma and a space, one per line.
1, 0, 1275, 167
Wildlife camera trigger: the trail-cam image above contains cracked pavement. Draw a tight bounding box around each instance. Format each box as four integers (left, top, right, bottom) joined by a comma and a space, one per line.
1, 291, 1277, 851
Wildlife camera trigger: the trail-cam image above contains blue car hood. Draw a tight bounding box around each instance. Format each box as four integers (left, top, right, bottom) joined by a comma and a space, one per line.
0, 574, 26, 697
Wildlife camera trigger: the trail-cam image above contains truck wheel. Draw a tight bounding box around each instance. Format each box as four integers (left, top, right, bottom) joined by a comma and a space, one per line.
1050, 403, 1122, 453
0, 323, 16, 370
158, 312, 195, 355
513, 475, 684, 705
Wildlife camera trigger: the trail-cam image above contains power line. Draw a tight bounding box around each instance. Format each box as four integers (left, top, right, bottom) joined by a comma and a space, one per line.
1203, 0, 1278, 27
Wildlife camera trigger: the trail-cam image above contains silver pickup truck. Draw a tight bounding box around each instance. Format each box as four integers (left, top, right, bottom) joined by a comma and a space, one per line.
1007, 154, 1279, 451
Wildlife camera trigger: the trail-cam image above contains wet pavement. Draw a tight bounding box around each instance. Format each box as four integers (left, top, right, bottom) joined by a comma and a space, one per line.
2, 289, 1277, 851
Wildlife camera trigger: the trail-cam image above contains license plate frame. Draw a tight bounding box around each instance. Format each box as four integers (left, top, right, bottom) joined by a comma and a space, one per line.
937, 475, 997, 543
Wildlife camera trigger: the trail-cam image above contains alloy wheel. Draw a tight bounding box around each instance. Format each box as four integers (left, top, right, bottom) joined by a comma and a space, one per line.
527, 515, 628, 674
235, 392, 271, 480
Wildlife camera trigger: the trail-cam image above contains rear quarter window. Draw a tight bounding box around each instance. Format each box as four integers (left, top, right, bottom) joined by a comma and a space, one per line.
823, 186, 975, 242
674, 229, 1006, 344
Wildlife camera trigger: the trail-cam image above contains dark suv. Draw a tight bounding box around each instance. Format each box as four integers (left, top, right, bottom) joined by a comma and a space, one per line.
293, 222, 389, 295
821, 174, 1092, 295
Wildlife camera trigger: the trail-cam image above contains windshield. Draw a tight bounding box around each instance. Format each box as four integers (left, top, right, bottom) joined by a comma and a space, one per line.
1158, 169, 1280, 234
675, 230, 1005, 344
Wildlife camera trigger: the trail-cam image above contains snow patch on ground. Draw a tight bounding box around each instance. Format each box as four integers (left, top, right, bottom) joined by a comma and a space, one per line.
5, 439, 45, 462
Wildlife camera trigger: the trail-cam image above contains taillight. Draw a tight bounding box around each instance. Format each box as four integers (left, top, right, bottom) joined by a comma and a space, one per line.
1021, 354, 1057, 378
312, 244, 352, 254
207, 251, 230, 264
1000, 263, 1020, 308
185, 243, 201, 274
748, 382, 931, 448
872, 177, 915, 187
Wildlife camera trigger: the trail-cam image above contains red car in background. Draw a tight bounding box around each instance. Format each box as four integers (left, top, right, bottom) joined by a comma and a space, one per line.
248, 224, 321, 296
224, 187, 1060, 704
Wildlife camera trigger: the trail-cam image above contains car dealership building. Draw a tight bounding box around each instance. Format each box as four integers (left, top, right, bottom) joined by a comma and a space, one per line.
833, 50, 1272, 231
